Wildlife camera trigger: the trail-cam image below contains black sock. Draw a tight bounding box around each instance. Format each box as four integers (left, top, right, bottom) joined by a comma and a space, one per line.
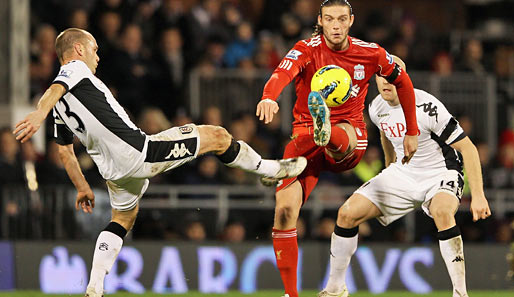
334, 224, 359, 238
437, 225, 461, 241
216, 139, 240, 164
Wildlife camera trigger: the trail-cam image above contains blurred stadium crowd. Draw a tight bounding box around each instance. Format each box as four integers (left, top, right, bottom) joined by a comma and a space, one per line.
1, 0, 514, 243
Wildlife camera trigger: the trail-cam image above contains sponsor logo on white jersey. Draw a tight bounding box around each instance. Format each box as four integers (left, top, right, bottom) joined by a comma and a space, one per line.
285, 49, 303, 60
278, 59, 293, 70
165, 143, 192, 160
354, 64, 365, 80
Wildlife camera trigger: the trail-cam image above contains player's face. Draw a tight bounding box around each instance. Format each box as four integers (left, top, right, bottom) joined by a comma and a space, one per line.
376, 75, 399, 105
81, 35, 100, 74
318, 5, 354, 50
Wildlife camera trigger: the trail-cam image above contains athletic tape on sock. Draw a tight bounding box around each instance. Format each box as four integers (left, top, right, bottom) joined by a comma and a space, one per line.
437, 225, 461, 241
334, 225, 359, 238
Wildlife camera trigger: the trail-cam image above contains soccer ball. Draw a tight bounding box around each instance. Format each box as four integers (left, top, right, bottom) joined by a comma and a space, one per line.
311, 65, 352, 107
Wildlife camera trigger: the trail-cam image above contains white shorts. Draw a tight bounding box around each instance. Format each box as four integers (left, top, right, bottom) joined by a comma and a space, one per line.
108, 124, 201, 211
354, 163, 463, 226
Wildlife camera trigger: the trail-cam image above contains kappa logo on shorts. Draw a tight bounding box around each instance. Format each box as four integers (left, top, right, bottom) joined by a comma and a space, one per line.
166, 142, 193, 160
179, 126, 193, 134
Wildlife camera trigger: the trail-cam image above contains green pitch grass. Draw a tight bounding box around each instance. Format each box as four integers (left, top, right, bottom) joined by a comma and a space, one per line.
0, 291, 512, 297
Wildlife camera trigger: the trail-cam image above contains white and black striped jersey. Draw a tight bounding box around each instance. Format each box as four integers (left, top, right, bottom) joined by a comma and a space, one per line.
52, 60, 149, 180
369, 89, 466, 173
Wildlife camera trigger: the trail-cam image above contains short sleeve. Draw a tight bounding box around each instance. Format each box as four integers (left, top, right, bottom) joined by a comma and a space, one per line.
53, 108, 74, 145
375, 46, 397, 80
422, 94, 465, 145
52, 60, 90, 93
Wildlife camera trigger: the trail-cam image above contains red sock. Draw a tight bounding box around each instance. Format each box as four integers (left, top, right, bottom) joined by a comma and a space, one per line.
328, 125, 349, 153
272, 228, 298, 297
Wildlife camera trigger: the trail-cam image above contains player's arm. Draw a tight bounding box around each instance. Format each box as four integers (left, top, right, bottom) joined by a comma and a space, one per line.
58, 143, 95, 213
380, 130, 396, 167
14, 83, 66, 143
450, 137, 491, 221
377, 51, 418, 163
257, 44, 310, 124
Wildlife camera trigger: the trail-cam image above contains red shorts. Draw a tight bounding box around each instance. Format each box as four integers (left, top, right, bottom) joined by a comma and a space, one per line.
276, 120, 368, 202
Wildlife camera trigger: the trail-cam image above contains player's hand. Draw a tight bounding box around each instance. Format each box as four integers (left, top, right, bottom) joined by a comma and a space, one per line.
256, 99, 279, 124
402, 134, 418, 164
13, 110, 46, 143
75, 188, 95, 214
470, 195, 491, 222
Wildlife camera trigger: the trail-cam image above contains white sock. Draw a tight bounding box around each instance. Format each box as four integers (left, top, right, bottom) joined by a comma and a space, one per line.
226, 141, 280, 177
87, 231, 124, 293
439, 234, 467, 296
325, 232, 358, 293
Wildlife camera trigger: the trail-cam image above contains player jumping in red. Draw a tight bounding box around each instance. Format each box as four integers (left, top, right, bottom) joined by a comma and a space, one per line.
256, 1, 418, 297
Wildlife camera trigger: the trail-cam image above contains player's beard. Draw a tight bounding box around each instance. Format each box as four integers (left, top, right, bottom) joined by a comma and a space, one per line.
323, 29, 349, 50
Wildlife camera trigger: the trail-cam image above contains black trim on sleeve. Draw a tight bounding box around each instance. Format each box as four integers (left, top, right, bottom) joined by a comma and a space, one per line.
54, 124, 74, 145
52, 81, 69, 93
449, 132, 467, 145
53, 109, 74, 145
384, 63, 401, 83
439, 117, 458, 143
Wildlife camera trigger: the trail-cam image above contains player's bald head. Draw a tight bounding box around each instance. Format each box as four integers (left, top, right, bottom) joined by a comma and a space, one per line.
55, 28, 93, 63
392, 55, 406, 71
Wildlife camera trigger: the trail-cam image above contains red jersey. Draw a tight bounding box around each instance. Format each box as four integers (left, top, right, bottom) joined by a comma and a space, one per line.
262, 35, 418, 135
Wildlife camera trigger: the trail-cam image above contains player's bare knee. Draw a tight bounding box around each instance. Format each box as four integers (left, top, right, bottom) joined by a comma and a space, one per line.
210, 126, 232, 152
276, 204, 298, 226
199, 125, 232, 154
431, 206, 454, 222
337, 206, 359, 228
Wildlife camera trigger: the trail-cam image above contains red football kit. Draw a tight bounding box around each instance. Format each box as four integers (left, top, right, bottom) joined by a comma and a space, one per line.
262, 34, 418, 200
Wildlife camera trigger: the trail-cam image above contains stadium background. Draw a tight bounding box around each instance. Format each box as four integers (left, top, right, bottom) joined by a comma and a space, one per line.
0, 0, 513, 295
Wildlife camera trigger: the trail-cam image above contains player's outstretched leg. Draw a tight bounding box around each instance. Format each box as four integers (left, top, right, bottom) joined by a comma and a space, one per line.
198, 125, 307, 181
308, 91, 331, 146
430, 193, 468, 297
85, 205, 138, 297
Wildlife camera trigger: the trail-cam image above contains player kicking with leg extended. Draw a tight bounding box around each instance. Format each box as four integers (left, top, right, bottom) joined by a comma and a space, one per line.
319, 56, 491, 297
256, 1, 418, 296
13, 28, 307, 297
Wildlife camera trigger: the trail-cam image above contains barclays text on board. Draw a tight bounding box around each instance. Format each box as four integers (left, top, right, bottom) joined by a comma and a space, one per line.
6, 242, 512, 293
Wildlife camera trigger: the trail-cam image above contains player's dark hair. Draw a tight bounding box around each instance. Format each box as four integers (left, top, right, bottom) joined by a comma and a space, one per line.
55, 28, 90, 63
313, 0, 353, 36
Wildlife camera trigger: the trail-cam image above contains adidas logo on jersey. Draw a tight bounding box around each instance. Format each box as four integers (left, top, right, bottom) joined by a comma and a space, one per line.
302, 35, 322, 47
165, 142, 192, 160
350, 85, 360, 97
